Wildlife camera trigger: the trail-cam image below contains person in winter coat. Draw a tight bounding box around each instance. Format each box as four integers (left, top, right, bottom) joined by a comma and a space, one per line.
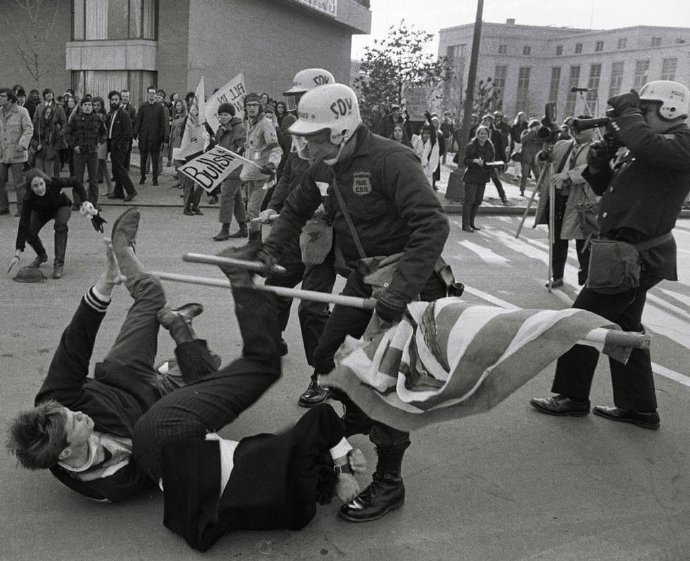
519, 120, 544, 196
461, 125, 495, 232
9, 168, 90, 279
1, 87, 34, 215
211, 103, 248, 240
134, 86, 167, 186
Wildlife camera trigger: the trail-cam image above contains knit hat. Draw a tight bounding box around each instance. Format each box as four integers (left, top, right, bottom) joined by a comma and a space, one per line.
243, 92, 261, 107
217, 102, 235, 116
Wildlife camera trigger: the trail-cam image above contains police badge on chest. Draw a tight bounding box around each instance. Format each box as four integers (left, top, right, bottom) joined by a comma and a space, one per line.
352, 171, 372, 195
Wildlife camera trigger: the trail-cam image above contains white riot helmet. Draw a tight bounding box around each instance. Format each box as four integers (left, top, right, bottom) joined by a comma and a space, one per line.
284, 68, 335, 96
639, 80, 689, 121
289, 84, 361, 144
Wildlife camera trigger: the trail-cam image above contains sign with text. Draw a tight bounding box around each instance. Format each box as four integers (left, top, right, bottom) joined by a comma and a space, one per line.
178, 145, 258, 193
205, 72, 247, 133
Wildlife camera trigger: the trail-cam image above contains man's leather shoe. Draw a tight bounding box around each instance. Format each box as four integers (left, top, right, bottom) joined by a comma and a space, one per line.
298, 379, 330, 408
123, 190, 137, 202
111, 208, 140, 249
228, 226, 248, 238
52, 264, 63, 279
339, 472, 405, 522
107, 193, 124, 199
530, 395, 590, 416
138, 177, 146, 185
546, 279, 564, 288
157, 303, 204, 330
30, 254, 48, 268
183, 208, 195, 216
593, 406, 660, 430
152, 178, 159, 186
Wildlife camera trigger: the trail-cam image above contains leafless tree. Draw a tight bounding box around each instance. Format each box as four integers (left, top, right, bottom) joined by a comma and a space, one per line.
0, 0, 61, 87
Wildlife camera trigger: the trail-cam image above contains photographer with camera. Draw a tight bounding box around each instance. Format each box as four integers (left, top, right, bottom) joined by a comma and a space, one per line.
531, 80, 690, 430
461, 125, 501, 232
534, 116, 599, 288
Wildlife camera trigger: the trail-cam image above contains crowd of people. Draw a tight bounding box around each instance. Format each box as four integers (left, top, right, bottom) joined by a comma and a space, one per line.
3, 72, 690, 552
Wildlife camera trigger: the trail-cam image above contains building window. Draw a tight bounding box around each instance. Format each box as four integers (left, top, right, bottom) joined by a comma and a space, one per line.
493, 65, 507, 96
549, 67, 561, 104
595, 40, 604, 52
516, 66, 531, 110
586, 64, 602, 111
73, 0, 157, 40
661, 58, 678, 80
523, 45, 531, 55
564, 65, 580, 117
556, 45, 563, 55
575, 43, 582, 54
617, 37, 627, 49
633, 59, 650, 90
651, 37, 661, 47
498, 44, 507, 54
609, 61, 624, 98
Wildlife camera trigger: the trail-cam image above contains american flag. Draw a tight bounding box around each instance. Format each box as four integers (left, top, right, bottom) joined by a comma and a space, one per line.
321, 298, 627, 432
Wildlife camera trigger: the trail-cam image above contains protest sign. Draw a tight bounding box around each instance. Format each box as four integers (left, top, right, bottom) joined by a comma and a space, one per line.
205, 73, 247, 132
178, 145, 260, 193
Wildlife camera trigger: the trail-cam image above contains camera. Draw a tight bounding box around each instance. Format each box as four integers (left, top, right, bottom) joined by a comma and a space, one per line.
537, 102, 560, 143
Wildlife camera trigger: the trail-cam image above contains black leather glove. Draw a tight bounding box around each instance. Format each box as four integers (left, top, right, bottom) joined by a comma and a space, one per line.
587, 139, 619, 167
260, 164, 276, 180
91, 212, 107, 233
375, 290, 409, 324
607, 89, 640, 117
256, 246, 280, 277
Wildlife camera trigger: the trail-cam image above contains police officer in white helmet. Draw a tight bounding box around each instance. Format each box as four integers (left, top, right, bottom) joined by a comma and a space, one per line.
531, 80, 690, 430
253, 83, 451, 522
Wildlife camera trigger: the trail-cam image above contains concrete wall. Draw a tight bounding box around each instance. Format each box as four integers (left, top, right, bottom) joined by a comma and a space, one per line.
187, 0, 353, 98
0, 0, 72, 92
156, 0, 191, 99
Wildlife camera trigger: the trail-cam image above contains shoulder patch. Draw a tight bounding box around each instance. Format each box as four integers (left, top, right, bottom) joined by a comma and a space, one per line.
352, 172, 372, 196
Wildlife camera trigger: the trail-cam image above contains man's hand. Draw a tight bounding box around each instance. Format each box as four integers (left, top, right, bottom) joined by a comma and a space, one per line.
375, 290, 409, 324
74, 146, 82, 154
335, 473, 361, 503
550, 171, 570, 190
255, 247, 280, 277
7, 252, 21, 273
607, 89, 640, 117
260, 163, 276, 180
36, 144, 42, 152
348, 449, 367, 474
257, 208, 278, 223
587, 139, 619, 167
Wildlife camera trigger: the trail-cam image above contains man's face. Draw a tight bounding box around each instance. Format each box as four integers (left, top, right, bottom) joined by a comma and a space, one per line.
0, 92, 9, 108
146, 89, 156, 103
110, 95, 121, 110
30, 177, 47, 196
392, 108, 400, 118
44, 92, 53, 103
120, 91, 130, 104
62, 408, 94, 450
154, 93, 163, 103
81, 101, 93, 115
296, 129, 339, 162
573, 127, 594, 144
245, 100, 260, 119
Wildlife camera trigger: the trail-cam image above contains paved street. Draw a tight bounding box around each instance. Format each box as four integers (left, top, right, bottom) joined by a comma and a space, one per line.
1, 174, 690, 560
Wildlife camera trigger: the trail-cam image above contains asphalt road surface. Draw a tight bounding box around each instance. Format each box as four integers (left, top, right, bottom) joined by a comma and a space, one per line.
1, 208, 689, 561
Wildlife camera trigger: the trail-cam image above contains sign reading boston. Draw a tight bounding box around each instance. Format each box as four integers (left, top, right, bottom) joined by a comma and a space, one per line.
294, 0, 337, 17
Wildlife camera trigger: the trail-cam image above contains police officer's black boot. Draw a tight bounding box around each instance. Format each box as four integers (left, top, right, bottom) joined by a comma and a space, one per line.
339, 445, 407, 522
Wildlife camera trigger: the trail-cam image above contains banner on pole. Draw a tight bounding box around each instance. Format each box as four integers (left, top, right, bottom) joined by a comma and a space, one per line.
175, 77, 208, 161
204, 73, 247, 133
178, 145, 259, 193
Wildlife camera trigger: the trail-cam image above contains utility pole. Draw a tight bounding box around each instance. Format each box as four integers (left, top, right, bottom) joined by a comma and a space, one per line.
457, 0, 484, 164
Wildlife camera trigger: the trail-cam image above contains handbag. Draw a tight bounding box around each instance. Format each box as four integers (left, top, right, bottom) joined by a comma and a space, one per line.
586, 232, 673, 294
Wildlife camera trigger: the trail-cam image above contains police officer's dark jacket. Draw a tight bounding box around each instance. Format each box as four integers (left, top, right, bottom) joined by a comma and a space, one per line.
264, 125, 449, 302
583, 113, 690, 280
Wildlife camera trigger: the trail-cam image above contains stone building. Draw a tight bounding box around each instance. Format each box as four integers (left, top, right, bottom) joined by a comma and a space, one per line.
439, 19, 690, 121
1, 0, 370, 104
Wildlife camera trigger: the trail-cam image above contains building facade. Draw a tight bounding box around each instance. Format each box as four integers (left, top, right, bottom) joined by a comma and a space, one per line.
439, 19, 690, 121
1, 0, 370, 104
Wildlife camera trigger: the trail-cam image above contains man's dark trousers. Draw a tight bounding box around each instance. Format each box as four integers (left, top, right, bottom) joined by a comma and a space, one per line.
551, 272, 661, 411
110, 146, 137, 198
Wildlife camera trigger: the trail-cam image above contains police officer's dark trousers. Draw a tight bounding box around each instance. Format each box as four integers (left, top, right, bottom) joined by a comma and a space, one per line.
551, 272, 661, 411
